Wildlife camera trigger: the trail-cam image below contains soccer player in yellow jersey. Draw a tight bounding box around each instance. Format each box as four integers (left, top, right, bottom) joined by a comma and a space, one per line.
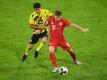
22, 3, 52, 62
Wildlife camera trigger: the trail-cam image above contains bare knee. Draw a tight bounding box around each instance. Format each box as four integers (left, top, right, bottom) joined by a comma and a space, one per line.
28, 44, 34, 50
49, 46, 55, 53
42, 37, 48, 44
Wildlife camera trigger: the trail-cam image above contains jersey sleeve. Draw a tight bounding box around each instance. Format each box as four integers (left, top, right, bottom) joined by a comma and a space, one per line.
48, 17, 51, 24
64, 19, 72, 27
29, 13, 35, 24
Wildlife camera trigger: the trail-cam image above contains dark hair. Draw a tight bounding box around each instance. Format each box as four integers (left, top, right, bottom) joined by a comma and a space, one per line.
55, 10, 62, 16
33, 3, 41, 8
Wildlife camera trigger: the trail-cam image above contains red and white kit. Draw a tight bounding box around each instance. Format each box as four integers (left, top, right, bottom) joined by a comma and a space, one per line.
48, 16, 72, 50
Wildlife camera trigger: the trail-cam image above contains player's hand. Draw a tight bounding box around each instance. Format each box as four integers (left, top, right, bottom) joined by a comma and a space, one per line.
81, 28, 89, 32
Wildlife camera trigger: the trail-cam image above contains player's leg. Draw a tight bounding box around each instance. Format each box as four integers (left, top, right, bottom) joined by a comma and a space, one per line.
67, 49, 82, 65
22, 43, 34, 62
22, 34, 40, 62
34, 30, 48, 58
49, 46, 58, 72
34, 36, 48, 58
60, 39, 81, 65
67, 48, 76, 62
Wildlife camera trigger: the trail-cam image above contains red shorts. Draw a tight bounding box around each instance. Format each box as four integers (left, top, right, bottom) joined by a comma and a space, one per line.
49, 38, 71, 51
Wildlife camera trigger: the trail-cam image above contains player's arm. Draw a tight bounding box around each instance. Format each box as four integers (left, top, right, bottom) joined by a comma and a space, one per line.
29, 13, 45, 30
40, 20, 49, 28
65, 19, 89, 32
34, 9, 52, 29
44, 20, 49, 26
29, 17, 45, 30
70, 23, 89, 32
29, 23, 45, 30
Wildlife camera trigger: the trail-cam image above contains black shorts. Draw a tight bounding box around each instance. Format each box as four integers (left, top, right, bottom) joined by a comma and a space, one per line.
29, 30, 48, 44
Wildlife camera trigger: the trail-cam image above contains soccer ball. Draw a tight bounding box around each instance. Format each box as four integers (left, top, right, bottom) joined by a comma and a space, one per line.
58, 67, 68, 75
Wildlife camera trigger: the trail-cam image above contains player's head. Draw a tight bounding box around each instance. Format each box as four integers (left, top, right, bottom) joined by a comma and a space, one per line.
54, 10, 62, 21
33, 3, 41, 14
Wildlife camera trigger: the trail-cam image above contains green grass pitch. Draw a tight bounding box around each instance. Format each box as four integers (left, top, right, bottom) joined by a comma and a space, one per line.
0, 0, 107, 80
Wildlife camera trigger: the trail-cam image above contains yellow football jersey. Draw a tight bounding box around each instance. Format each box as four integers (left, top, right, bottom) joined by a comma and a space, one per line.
29, 9, 52, 33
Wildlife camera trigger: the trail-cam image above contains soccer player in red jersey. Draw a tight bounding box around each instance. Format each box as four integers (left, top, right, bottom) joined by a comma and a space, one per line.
44, 10, 89, 72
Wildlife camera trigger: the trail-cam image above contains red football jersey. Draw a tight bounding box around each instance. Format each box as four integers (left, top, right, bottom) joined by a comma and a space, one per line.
48, 16, 72, 39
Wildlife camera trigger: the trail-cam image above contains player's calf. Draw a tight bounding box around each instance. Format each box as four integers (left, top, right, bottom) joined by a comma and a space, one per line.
67, 49, 76, 61
34, 37, 48, 58
22, 44, 34, 62
67, 49, 82, 65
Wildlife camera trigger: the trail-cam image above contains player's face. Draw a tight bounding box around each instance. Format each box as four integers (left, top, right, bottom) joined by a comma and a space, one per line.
35, 8, 41, 14
55, 15, 61, 21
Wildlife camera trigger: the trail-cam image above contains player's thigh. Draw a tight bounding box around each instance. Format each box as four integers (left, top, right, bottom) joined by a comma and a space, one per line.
60, 40, 71, 51
29, 34, 40, 44
41, 36, 48, 43
49, 40, 58, 53
41, 31, 48, 43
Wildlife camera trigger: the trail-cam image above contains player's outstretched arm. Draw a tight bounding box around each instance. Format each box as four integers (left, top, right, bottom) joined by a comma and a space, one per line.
70, 23, 89, 32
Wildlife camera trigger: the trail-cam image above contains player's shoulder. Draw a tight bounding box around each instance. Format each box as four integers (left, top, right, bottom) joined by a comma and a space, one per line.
30, 11, 36, 17
41, 9, 52, 16
61, 18, 72, 26
41, 9, 52, 15
61, 18, 69, 22
61, 18, 67, 21
49, 16, 54, 20
48, 16, 54, 23
42, 9, 50, 12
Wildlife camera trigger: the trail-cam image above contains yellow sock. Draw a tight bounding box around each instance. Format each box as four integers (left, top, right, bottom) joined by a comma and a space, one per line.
25, 47, 30, 55
36, 42, 45, 51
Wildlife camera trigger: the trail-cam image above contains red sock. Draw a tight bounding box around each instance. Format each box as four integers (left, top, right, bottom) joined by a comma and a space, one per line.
50, 53, 58, 68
